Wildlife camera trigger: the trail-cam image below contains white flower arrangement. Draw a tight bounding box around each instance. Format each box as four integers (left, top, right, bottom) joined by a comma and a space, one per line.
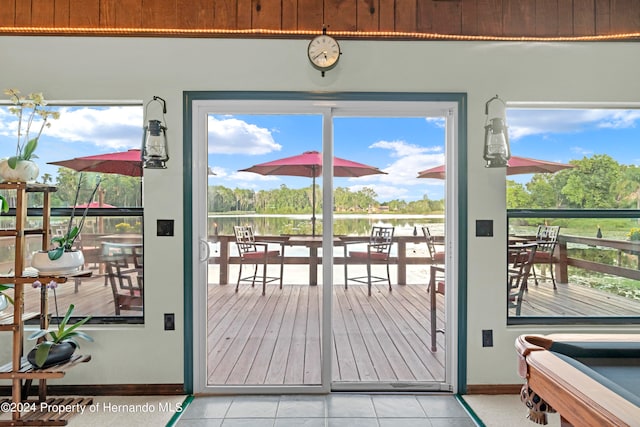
3, 89, 60, 169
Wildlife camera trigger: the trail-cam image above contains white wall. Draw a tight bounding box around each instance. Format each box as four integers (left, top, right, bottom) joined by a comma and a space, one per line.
1, 36, 639, 388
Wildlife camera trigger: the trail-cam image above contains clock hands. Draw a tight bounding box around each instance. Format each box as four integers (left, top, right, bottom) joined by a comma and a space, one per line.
312, 50, 328, 61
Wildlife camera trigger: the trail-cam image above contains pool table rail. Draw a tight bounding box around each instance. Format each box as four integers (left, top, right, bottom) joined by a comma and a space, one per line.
516, 334, 640, 427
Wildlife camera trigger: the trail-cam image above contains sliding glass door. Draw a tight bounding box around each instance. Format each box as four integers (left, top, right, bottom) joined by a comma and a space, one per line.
189, 94, 460, 394
331, 114, 448, 390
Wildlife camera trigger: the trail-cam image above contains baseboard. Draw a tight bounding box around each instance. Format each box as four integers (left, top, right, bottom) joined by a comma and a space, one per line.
2, 383, 521, 396
0, 383, 185, 396
465, 384, 522, 394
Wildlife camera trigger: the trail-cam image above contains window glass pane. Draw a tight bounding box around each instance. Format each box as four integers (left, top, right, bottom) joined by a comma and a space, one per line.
0, 103, 143, 323
506, 108, 640, 322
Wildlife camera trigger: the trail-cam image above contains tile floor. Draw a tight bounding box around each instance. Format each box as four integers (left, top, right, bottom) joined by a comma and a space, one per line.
175, 393, 477, 426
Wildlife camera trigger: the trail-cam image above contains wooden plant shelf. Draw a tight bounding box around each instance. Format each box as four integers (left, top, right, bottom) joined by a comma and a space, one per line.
0, 183, 90, 426
0, 355, 91, 380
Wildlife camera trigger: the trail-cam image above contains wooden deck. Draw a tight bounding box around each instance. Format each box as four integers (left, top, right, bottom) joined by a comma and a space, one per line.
14, 269, 637, 320
206, 282, 446, 385
11, 272, 137, 319
514, 279, 640, 316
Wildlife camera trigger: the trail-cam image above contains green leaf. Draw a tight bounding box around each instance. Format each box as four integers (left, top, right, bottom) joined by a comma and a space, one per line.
0, 195, 8, 213
28, 329, 49, 340
75, 331, 94, 342
66, 331, 93, 343
67, 226, 79, 241
34, 341, 54, 368
7, 156, 18, 169
57, 316, 93, 341
48, 247, 64, 260
22, 138, 38, 160
58, 304, 75, 331
51, 236, 65, 246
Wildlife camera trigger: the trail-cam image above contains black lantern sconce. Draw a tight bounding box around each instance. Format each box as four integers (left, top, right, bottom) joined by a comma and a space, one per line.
483, 94, 511, 168
142, 96, 169, 169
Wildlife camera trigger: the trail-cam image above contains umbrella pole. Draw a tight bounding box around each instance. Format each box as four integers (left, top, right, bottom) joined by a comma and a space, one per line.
98, 188, 105, 233
311, 175, 316, 237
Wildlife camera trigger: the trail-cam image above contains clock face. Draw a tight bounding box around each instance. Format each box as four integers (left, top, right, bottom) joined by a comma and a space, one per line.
307, 35, 341, 71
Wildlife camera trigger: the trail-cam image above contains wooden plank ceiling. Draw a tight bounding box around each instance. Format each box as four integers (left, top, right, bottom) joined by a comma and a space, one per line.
0, 0, 639, 40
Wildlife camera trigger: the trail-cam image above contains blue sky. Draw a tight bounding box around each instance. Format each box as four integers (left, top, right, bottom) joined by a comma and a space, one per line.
207, 114, 446, 202
2, 104, 640, 202
0, 104, 141, 181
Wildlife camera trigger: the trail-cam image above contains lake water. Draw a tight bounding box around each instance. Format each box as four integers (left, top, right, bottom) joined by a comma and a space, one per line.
206, 214, 445, 257
207, 213, 445, 237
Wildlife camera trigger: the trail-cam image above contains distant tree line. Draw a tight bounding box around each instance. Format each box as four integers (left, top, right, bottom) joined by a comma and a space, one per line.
42, 153, 636, 212
41, 169, 142, 207
208, 184, 445, 214
507, 154, 640, 209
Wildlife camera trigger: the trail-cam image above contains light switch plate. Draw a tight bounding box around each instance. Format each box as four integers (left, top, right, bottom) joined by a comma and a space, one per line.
157, 219, 174, 236
164, 313, 175, 330
482, 329, 493, 347
476, 219, 493, 237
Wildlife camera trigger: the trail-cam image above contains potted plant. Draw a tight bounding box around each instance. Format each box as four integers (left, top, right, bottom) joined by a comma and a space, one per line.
27, 303, 93, 368
0, 284, 12, 311
31, 174, 102, 274
0, 89, 60, 183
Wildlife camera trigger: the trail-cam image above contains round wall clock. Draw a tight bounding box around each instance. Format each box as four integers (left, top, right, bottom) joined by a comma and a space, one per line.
307, 34, 341, 75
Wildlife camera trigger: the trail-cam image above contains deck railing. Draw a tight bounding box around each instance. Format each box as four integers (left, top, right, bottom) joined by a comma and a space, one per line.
557, 235, 640, 283
209, 234, 439, 286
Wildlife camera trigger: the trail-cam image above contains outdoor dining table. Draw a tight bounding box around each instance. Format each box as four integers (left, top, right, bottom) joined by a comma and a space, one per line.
284, 235, 344, 286
508, 235, 536, 245
213, 234, 442, 287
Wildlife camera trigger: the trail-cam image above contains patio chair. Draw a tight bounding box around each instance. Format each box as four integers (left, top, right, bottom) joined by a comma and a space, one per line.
106, 245, 143, 315
532, 225, 560, 289
344, 226, 395, 296
508, 243, 537, 316
233, 225, 285, 296
76, 233, 103, 270
422, 226, 445, 265
422, 226, 445, 295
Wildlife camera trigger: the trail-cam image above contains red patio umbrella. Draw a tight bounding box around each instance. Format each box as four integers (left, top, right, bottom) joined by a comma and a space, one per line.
239, 150, 386, 236
417, 155, 574, 179
48, 148, 143, 177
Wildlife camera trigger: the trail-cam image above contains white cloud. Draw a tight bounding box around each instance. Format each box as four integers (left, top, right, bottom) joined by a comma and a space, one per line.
570, 146, 593, 157
508, 109, 640, 141
426, 117, 446, 128
51, 106, 141, 149
367, 139, 445, 186
0, 105, 142, 151
594, 110, 640, 129
207, 116, 282, 155
370, 140, 442, 158
229, 170, 280, 183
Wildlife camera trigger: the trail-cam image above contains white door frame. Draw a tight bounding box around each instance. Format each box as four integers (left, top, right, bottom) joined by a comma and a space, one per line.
190, 96, 460, 395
